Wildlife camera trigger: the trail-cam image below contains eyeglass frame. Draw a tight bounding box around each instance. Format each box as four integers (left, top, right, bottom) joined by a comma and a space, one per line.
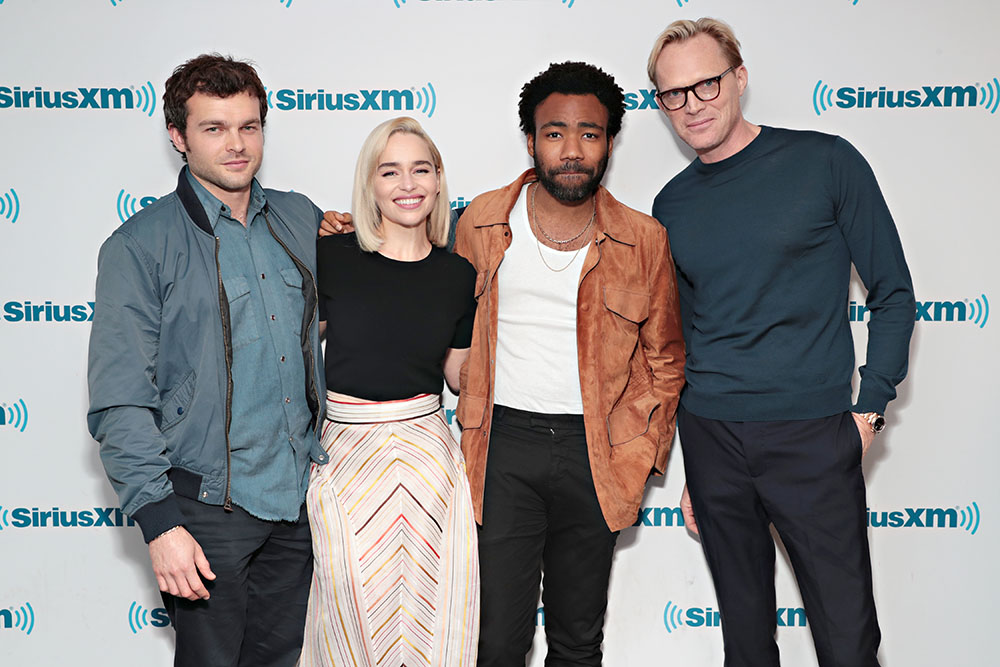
655, 66, 736, 111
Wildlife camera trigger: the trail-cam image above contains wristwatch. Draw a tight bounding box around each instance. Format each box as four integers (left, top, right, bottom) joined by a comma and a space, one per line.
861, 412, 885, 434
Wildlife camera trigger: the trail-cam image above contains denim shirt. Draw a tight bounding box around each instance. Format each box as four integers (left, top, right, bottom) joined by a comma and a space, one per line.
187, 171, 313, 521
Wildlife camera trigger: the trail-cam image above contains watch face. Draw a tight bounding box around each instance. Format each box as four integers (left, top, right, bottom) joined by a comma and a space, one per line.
872, 416, 886, 433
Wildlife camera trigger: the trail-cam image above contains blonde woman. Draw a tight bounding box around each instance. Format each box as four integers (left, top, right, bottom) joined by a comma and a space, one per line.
299, 117, 479, 666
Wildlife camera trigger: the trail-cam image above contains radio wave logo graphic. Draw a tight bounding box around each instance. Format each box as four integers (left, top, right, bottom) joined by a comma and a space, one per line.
663, 601, 685, 633
968, 294, 990, 328
0, 505, 9, 531
1, 399, 29, 432
675, 0, 690, 7
278, 0, 292, 7
812, 80, 835, 116
109, 0, 123, 6
960, 502, 982, 535
416, 82, 437, 118
133, 81, 157, 118
1, 188, 20, 223
978, 77, 1000, 114
1, 602, 35, 635
128, 601, 152, 634
116, 189, 155, 223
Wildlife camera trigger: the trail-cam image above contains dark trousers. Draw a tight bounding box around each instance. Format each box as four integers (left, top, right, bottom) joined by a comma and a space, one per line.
162, 495, 313, 667
477, 405, 619, 667
678, 407, 881, 667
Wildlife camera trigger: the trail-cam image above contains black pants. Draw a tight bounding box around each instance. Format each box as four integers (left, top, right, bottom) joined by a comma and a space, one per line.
679, 407, 881, 667
162, 495, 313, 667
477, 405, 619, 667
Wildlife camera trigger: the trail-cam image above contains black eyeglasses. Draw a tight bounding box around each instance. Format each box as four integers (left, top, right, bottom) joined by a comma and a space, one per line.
656, 67, 735, 111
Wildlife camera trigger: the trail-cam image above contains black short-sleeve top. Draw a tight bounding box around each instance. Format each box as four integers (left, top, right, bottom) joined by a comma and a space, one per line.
317, 233, 477, 401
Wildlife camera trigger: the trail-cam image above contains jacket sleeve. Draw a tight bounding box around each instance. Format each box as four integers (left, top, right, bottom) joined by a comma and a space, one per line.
831, 137, 915, 414
641, 225, 686, 475
87, 230, 184, 543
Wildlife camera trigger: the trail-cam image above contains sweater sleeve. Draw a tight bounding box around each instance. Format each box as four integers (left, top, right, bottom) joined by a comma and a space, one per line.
830, 137, 915, 414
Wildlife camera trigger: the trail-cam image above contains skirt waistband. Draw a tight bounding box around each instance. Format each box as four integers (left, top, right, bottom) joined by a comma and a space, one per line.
325, 391, 442, 424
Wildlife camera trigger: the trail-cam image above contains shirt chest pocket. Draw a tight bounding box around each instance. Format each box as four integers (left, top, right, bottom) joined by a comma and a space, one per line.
222, 275, 261, 351
279, 267, 306, 335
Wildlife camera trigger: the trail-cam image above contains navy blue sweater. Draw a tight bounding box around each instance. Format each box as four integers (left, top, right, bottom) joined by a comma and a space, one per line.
652, 126, 914, 421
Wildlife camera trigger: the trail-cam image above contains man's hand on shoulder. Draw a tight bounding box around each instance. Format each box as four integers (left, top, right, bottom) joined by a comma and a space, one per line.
148, 526, 216, 601
319, 210, 354, 237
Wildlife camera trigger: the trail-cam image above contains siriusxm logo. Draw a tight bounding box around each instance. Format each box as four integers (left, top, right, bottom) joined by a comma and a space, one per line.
0, 505, 136, 530
849, 294, 990, 328
868, 502, 980, 534
634, 506, 684, 527
1, 399, 29, 433
813, 76, 999, 115
392, 0, 575, 7
624, 89, 659, 111
0, 187, 19, 223
1, 300, 94, 323
0, 82, 157, 117
117, 189, 157, 223
266, 83, 437, 118
664, 601, 806, 633
0, 602, 35, 636
128, 601, 171, 633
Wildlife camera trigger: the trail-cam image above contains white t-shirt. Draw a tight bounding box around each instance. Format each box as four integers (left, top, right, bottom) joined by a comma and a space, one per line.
493, 185, 587, 414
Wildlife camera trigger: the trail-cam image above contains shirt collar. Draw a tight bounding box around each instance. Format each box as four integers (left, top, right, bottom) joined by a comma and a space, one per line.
184, 167, 267, 231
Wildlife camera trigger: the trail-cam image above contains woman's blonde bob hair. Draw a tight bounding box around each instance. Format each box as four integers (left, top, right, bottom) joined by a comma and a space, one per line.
352, 116, 450, 252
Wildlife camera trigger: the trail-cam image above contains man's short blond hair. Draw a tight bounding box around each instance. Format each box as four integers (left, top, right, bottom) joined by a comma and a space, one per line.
647, 17, 744, 87
352, 116, 450, 253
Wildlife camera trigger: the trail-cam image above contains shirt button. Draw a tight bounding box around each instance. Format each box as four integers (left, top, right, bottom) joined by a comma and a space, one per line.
202, 492, 208, 498
285, 397, 291, 404
581, 304, 590, 311
289, 437, 294, 443
261, 273, 266, 280
280, 355, 286, 362
271, 314, 276, 321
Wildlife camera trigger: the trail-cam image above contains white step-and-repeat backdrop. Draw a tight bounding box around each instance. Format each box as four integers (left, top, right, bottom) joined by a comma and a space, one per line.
1, 1, 997, 665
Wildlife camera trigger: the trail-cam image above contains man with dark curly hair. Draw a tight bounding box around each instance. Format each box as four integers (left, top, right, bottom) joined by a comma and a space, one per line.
454, 61, 686, 666
88, 54, 327, 666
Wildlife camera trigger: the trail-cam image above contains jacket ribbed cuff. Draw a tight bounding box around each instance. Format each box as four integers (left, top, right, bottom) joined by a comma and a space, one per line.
131, 493, 186, 543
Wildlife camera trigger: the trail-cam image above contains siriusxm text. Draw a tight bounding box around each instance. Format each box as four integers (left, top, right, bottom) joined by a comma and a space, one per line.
0, 86, 135, 110
2, 301, 94, 323
3, 507, 135, 528
836, 85, 977, 109
272, 89, 415, 112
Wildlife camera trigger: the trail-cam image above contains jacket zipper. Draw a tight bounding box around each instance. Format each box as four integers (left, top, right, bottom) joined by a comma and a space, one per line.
214, 236, 234, 511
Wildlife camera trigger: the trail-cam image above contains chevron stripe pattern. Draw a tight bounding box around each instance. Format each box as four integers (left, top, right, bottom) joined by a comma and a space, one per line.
300, 393, 479, 666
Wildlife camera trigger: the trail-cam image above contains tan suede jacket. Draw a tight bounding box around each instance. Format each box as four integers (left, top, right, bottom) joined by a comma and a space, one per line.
454, 170, 685, 532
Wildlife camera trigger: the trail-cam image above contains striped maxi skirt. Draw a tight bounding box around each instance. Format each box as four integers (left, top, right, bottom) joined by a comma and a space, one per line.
299, 391, 480, 667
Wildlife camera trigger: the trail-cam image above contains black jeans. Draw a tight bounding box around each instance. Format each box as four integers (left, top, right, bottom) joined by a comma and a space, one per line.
162, 495, 313, 667
477, 405, 619, 667
679, 407, 881, 667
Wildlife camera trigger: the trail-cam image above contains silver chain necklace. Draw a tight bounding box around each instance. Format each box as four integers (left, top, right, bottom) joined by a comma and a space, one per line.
530, 182, 596, 246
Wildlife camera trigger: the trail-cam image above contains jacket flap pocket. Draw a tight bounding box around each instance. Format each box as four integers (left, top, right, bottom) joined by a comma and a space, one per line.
455, 395, 487, 429
604, 287, 649, 324
160, 370, 196, 431
607, 393, 659, 446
